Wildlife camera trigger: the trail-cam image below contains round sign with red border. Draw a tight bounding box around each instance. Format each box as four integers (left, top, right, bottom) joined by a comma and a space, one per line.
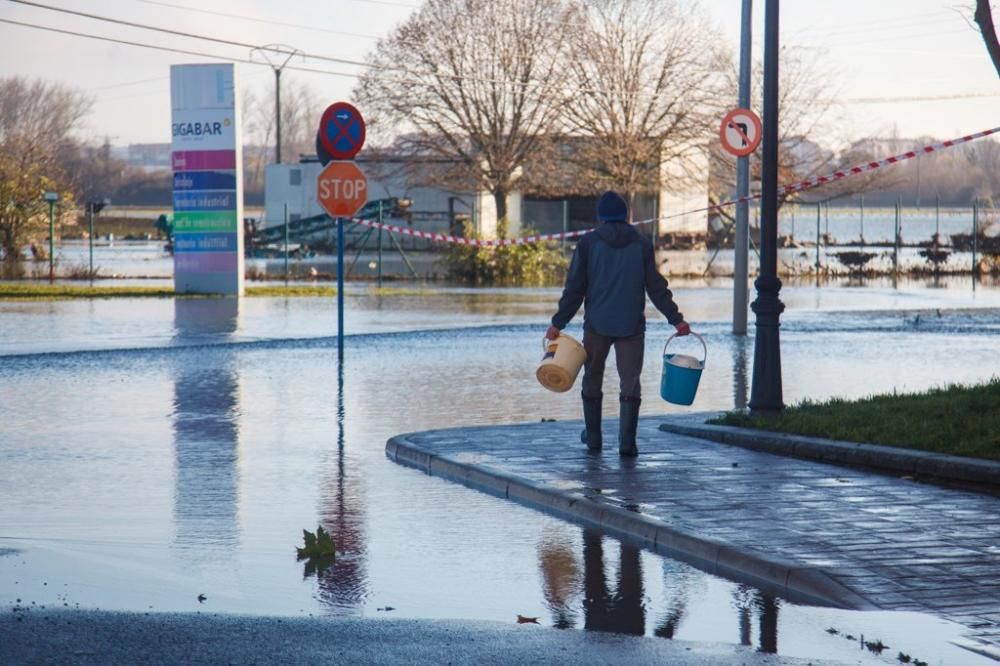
318, 101, 366, 161
719, 108, 762, 157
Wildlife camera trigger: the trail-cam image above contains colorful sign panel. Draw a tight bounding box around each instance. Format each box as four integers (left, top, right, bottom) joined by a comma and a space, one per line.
170, 63, 244, 295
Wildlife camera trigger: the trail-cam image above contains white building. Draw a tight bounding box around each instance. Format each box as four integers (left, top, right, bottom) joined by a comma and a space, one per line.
264, 157, 520, 238
264, 151, 709, 239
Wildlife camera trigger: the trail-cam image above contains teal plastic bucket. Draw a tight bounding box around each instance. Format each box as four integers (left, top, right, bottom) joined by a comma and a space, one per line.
660, 332, 707, 406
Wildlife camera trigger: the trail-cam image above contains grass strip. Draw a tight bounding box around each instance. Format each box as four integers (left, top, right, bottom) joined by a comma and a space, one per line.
0, 284, 175, 299
0, 284, 339, 300
711, 379, 1000, 460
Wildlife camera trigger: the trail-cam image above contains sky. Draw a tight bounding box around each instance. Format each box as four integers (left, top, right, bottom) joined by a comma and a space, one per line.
1, 0, 998, 148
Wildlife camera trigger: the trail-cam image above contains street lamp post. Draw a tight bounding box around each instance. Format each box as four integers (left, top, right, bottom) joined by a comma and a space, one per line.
748, 0, 785, 416
43, 191, 58, 283
87, 200, 109, 284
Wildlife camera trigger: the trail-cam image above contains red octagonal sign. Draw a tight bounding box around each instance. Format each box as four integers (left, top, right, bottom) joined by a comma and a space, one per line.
317, 161, 368, 218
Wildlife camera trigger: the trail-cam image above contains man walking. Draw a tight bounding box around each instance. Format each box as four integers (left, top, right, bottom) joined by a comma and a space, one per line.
546, 191, 689, 456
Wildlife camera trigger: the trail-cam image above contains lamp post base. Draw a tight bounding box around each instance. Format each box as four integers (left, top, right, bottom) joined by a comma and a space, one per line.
748, 274, 785, 415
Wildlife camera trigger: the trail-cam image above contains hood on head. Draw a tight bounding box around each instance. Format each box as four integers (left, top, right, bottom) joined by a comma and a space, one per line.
597, 191, 628, 223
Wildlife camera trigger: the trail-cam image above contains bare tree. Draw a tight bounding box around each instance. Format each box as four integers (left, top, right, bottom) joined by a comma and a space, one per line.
242, 79, 321, 193
0, 77, 91, 265
355, 0, 575, 222
563, 0, 728, 215
975, 0, 1000, 78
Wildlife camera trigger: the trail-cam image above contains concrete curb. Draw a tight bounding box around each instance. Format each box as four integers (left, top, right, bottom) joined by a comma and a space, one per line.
657, 420, 1000, 489
386, 433, 876, 612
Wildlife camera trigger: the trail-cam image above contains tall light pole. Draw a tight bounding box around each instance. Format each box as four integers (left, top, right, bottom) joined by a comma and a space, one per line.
43, 191, 58, 283
748, 0, 785, 415
733, 0, 753, 335
252, 45, 302, 165
86, 199, 109, 284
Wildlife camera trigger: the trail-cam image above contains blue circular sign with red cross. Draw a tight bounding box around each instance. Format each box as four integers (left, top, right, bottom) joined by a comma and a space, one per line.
318, 101, 366, 161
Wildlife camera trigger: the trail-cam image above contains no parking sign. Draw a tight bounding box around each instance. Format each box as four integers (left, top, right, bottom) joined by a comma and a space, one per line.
318, 101, 366, 163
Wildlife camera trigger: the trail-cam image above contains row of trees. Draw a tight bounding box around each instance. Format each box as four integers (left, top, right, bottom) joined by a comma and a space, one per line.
356, 0, 1000, 224
357, 0, 729, 220
0, 78, 91, 263
3, 0, 999, 266
0, 74, 322, 266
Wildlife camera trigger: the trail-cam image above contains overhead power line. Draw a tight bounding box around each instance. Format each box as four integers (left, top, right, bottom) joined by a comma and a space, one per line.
9, 3, 993, 108
130, 0, 383, 41
2, 2, 599, 97
8, 0, 370, 69
0, 17, 357, 79
835, 92, 1000, 104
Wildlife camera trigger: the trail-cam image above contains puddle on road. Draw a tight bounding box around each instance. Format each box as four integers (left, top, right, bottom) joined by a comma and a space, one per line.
2, 286, 999, 663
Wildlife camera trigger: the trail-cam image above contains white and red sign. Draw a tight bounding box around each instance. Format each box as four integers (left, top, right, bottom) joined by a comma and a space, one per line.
317, 161, 368, 218
719, 108, 762, 157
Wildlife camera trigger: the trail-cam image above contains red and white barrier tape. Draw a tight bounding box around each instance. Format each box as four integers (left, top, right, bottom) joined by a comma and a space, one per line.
345, 126, 999, 247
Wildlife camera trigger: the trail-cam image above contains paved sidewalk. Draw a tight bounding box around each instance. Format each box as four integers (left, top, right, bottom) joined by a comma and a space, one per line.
387, 417, 1000, 658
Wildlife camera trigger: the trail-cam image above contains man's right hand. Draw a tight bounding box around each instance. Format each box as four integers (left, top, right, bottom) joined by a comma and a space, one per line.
545, 325, 561, 341
674, 321, 691, 336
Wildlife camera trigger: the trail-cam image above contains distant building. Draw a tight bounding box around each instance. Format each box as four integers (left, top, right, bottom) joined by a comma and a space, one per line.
126, 143, 172, 173
264, 145, 710, 239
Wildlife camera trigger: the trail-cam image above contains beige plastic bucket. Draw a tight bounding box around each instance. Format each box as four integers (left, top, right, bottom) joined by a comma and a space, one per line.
536, 334, 587, 393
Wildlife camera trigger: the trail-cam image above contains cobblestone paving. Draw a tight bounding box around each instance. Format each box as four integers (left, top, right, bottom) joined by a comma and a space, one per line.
397, 417, 1000, 655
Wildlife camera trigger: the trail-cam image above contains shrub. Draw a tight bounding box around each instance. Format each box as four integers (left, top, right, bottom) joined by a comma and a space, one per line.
441, 219, 569, 286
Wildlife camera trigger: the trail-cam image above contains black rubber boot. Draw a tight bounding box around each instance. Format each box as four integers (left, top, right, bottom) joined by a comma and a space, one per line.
618, 397, 641, 457
580, 395, 602, 451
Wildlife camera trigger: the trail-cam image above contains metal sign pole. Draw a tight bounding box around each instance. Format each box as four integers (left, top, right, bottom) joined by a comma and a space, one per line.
88, 204, 94, 285
377, 201, 383, 288
284, 203, 289, 286
337, 215, 345, 360
47, 200, 55, 283
733, 0, 753, 335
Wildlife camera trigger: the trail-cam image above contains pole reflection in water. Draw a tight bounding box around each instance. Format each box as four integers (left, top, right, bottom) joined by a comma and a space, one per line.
758, 594, 780, 653
732, 334, 750, 410
315, 352, 368, 610
732, 584, 781, 653
171, 299, 241, 555
539, 529, 650, 635
583, 529, 645, 635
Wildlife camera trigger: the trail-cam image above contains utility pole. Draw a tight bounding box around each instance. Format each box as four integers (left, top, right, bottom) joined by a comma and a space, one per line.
733, 0, 753, 335
252, 45, 302, 164
748, 0, 784, 416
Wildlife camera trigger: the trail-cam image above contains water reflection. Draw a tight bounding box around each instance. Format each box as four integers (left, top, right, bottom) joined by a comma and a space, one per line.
731, 334, 750, 410
171, 299, 241, 554
539, 529, 781, 650
315, 355, 369, 610
584, 530, 646, 635
732, 584, 780, 653
539, 539, 579, 628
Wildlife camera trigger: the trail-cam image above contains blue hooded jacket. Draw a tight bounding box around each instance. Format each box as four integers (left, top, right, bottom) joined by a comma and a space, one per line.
551, 217, 683, 337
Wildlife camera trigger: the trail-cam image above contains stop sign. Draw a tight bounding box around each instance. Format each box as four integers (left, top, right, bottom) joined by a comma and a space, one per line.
316, 161, 368, 218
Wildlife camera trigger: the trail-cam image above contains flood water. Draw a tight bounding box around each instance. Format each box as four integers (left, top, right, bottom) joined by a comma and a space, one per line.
2, 277, 998, 664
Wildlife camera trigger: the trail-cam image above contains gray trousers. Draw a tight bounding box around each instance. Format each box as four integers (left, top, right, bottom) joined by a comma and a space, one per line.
581, 329, 645, 401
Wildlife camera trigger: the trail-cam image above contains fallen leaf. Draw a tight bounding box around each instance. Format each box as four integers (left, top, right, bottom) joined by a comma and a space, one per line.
197, 594, 206, 603
517, 615, 540, 624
